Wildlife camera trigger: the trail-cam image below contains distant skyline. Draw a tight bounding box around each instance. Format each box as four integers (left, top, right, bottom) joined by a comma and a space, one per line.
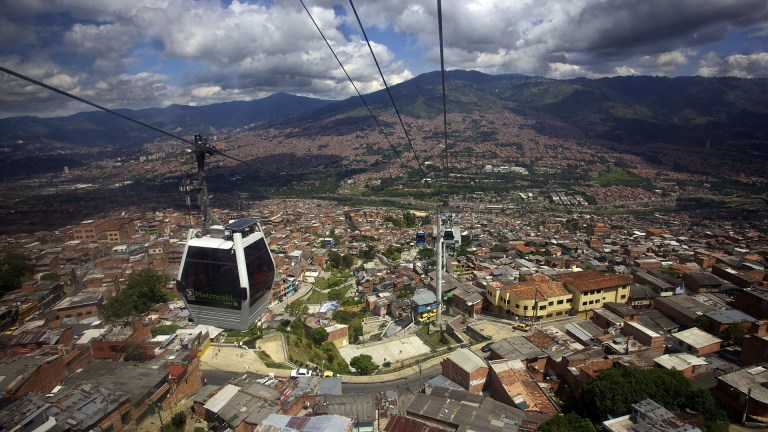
1, 0, 767, 118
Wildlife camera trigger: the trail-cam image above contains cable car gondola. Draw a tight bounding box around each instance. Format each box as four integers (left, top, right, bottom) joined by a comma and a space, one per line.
415, 230, 427, 246
176, 218, 275, 330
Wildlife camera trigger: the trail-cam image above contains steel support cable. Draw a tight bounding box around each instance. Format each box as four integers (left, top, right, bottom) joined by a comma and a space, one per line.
0, 65, 301, 181
298, 0, 411, 171
347, 0, 431, 185
1, 65, 194, 146
437, 0, 450, 173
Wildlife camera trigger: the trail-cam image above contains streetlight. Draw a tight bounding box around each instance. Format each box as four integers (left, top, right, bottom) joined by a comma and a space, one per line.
149, 400, 163, 429
742, 387, 752, 425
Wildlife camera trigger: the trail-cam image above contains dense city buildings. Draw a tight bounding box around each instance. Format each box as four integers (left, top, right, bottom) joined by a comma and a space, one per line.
0, 198, 767, 431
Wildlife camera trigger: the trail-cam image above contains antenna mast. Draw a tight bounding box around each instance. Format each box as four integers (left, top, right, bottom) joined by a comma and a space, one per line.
179, 178, 194, 226
192, 134, 219, 232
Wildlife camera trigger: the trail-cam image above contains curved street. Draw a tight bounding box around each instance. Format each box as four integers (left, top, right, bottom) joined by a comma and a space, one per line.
200, 343, 447, 385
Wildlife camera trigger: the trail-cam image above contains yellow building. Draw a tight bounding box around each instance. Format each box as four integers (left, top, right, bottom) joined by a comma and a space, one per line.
486, 274, 573, 321
555, 270, 632, 315
73, 217, 136, 243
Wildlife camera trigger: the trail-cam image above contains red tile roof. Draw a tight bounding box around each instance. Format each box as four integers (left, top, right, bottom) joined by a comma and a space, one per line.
555, 270, 631, 292
501, 279, 569, 300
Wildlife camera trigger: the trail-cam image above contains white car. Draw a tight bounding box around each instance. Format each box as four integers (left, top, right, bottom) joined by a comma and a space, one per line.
290, 368, 312, 378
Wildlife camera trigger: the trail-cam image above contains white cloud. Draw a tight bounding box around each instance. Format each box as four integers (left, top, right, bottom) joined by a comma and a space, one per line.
697, 52, 768, 77
1, 0, 768, 117
638, 51, 690, 75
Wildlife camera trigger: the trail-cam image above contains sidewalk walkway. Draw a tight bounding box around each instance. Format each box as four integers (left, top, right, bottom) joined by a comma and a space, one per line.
202, 344, 292, 377
201, 344, 451, 383
270, 282, 313, 314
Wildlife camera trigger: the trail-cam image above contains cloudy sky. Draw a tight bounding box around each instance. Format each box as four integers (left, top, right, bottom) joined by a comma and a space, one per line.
1, 0, 767, 118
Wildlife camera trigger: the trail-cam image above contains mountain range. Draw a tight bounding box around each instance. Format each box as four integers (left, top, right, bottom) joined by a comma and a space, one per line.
2, 71, 767, 179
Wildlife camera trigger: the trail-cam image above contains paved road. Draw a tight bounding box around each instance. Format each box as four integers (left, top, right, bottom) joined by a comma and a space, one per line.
202, 364, 442, 394
204, 369, 243, 387
343, 364, 441, 394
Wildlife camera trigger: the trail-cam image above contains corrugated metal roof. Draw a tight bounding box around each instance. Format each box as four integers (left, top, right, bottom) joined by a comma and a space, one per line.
204, 384, 240, 413
407, 388, 526, 431
672, 328, 722, 349
384, 415, 443, 432
654, 353, 708, 371
489, 336, 546, 361
446, 348, 487, 374
314, 394, 376, 423
261, 413, 354, 431
705, 308, 757, 324
412, 289, 436, 306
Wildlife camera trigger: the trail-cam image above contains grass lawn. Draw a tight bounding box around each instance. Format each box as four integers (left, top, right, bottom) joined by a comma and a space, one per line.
418, 324, 458, 348
255, 350, 291, 369
304, 288, 328, 304
286, 334, 350, 373
315, 274, 347, 290
591, 168, 652, 189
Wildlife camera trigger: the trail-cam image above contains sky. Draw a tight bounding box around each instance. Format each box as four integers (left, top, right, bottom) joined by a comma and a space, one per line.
1, 0, 767, 118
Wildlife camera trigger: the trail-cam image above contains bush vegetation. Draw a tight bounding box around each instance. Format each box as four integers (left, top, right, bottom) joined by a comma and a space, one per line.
577, 366, 728, 432
104, 268, 172, 320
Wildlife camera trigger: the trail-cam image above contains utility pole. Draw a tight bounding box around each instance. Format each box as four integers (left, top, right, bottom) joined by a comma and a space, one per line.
532, 285, 538, 327
419, 362, 423, 391
435, 214, 443, 324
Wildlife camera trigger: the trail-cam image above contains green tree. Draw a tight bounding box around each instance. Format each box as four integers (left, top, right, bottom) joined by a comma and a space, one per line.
403, 211, 417, 228
39, 272, 60, 282
580, 367, 691, 421
350, 322, 363, 342
328, 229, 341, 245
0, 252, 31, 295
290, 319, 305, 338
285, 300, 309, 322
350, 354, 379, 375
491, 243, 508, 253
417, 248, 435, 260
309, 327, 328, 345
328, 288, 346, 301
384, 245, 401, 262
104, 268, 172, 319
385, 215, 405, 228
456, 235, 472, 257
692, 315, 710, 332
420, 214, 432, 225
333, 310, 353, 324
685, 389, 729, 432
341, 254, 355, 269
359, 245, 375, 261
327, 250, 342, 269
725, 323, 747, 345
170, 412, 187, 430
540, 413, 596, 432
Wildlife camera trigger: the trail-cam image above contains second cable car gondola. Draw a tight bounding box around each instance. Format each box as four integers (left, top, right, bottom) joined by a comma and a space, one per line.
176, 218, 275, 330
415, 230, 427, 246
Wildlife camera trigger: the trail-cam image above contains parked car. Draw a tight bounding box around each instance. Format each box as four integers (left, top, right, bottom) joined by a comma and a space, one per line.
290, 368, 312, 378
481, 342, 494, 353
512, 322, 531, 332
